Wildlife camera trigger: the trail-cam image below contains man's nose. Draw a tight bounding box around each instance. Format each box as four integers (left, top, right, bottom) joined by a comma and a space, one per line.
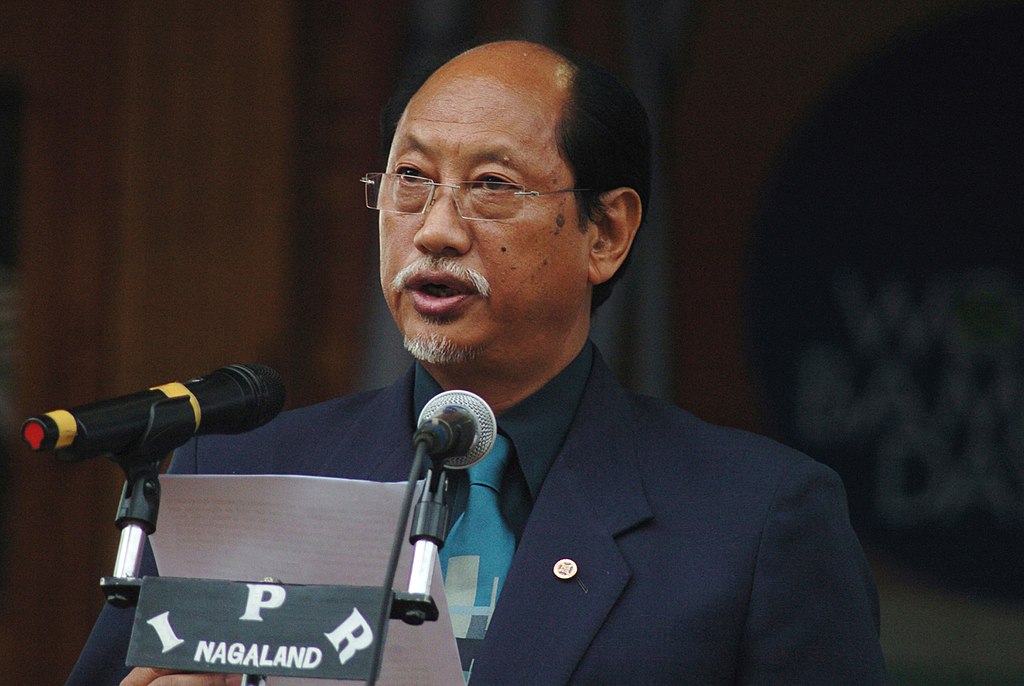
413, 185, 473, 257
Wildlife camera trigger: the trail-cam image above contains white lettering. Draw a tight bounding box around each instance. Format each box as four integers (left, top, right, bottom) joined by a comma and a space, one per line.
194, 640, 216, 663
303, 647, 323, 669
146, 611, 185, 653
228, 642, 246, 665
239, 583, 287, 621
242, 643, 261, 667
324, 607, 374, 665
193, 641, 322, 670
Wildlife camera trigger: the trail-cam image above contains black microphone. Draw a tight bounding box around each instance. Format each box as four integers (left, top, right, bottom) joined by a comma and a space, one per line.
21, 363, 286, 461
414, 389, 496, 468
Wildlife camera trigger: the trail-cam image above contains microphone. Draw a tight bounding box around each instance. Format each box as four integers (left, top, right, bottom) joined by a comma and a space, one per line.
403, 390, 497, 615
414, 389, 496, 468
21, 363, 286, 461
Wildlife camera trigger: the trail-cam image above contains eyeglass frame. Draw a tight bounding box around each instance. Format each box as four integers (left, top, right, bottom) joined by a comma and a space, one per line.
360, 172, 590, 221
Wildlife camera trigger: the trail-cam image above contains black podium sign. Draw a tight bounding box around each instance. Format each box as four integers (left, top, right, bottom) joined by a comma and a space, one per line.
127, 577, 386, 680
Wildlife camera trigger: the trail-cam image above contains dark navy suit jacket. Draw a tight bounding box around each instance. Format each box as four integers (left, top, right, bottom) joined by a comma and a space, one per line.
68, 354, 887, 684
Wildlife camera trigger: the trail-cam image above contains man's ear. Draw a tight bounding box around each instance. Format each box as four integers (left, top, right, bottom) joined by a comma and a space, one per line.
588, 187, 642, 286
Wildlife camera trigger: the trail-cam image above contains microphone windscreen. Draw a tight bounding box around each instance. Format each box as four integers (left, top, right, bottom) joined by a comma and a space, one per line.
219, 363, 287, 430
183, 363, 286, 435
418, 389, 496, 468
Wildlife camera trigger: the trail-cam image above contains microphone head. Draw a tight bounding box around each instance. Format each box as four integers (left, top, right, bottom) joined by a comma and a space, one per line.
221, 363, 287, 429
194, 363, 287, 434
417, 390, 496, 469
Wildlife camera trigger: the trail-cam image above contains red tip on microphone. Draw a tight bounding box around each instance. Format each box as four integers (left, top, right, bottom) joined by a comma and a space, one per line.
21, 412, 70, 452
22, 419, 48, 451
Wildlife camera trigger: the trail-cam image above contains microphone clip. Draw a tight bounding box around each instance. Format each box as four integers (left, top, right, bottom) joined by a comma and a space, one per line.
109, 393, 199, 527
101, 394, 200, 607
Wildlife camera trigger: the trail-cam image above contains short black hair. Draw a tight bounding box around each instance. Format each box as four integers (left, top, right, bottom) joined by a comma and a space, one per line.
380, 40, 651, 310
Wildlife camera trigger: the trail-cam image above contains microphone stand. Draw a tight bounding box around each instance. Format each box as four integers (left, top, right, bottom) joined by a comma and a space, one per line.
364, 439, 449, 686
100, 395, 274, 685
100, 395, 198, 608
406, 463, 448, 602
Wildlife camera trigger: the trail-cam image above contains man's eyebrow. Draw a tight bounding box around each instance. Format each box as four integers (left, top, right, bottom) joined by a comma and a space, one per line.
394, 133, 525, 172
393, 132, 428, 156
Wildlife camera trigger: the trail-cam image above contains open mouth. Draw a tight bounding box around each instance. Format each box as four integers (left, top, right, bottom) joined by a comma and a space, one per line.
420, 282, 462, 298
405, 271, 475, 298
403, 271, 478, 318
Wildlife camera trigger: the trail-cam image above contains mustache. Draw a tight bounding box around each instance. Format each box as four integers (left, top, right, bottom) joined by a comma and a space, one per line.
390, 256, 491, 297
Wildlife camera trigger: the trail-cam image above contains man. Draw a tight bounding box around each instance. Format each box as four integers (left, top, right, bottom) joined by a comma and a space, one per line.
69, 40, 887, 685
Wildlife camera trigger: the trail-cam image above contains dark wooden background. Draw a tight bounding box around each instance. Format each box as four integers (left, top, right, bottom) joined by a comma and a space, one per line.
1, 2, 1020, 683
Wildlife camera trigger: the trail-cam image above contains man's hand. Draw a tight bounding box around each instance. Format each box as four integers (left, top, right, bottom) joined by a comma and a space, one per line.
120, 667, 243, 686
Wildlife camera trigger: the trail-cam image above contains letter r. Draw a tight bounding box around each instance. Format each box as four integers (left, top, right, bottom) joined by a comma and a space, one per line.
239, 583, 287, 621
324, 608, 374, 664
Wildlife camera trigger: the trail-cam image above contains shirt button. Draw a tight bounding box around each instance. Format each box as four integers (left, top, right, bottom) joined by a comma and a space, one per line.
552, 558, 578, 580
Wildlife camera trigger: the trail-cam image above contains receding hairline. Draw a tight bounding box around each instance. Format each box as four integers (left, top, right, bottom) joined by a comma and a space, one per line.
393, 40, 580, 174
436, 40, 578, 93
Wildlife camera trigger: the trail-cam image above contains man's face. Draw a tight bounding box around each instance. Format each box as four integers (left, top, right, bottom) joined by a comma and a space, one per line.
379, 44, 598, 386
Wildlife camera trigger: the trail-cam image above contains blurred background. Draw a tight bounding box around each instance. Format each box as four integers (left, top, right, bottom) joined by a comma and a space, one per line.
1, 1, 1022, 683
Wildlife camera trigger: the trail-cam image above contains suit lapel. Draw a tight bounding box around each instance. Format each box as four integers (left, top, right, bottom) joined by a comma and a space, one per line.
470, 357, 653, 685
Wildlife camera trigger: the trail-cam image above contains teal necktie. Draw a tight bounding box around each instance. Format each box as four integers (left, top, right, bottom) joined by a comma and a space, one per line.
441, 434, 515, 651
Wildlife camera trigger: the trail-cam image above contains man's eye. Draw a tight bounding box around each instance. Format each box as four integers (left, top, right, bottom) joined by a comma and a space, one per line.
475, 177, 512, 192
393, 170, 430, 187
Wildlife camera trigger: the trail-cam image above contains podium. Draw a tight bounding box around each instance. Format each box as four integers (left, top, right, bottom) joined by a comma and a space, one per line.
25, 384, 488, 684
96, 404, 454, 684
108, 469, 456, 684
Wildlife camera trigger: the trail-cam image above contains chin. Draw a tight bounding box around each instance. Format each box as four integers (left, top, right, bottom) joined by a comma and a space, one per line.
403, 332, 480, 365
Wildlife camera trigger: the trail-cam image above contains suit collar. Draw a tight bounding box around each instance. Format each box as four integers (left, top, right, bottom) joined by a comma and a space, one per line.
554, 352, 653, 536
470, 352, 653, 684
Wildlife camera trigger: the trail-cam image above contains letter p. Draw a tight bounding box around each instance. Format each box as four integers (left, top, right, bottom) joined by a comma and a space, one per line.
239, 583, 287, 621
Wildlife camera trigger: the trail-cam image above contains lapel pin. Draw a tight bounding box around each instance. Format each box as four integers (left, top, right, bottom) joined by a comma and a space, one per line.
553, 558, 578, 580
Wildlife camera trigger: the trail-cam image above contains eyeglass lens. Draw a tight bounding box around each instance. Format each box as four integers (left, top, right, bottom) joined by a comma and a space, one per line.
365, 173, 523, 220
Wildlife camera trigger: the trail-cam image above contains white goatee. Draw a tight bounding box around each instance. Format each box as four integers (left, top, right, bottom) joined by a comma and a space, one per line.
403, 332, 479, 365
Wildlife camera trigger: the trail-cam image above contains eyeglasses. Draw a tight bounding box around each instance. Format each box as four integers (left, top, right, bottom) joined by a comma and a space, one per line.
361, 172, 588, 221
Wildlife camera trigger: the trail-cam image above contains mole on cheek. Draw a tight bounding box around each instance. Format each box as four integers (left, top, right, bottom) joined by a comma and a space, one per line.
501, 246, 507, 252
552, 213, 569, 235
